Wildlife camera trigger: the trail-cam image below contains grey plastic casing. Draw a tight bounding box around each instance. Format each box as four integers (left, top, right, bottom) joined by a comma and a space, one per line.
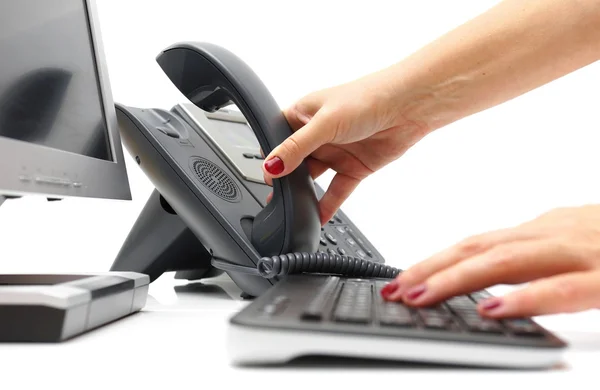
110, 103, 389, 297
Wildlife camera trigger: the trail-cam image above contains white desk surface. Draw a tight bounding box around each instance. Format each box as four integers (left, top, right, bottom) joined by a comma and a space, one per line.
0, 273, 598, 390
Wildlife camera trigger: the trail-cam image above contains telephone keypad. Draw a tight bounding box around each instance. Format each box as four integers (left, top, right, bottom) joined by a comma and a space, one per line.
320, 217, 381, 263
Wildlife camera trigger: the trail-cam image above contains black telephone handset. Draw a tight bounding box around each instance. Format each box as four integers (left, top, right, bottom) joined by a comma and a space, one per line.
110, 42, 399, 297
155, 42, 320, 258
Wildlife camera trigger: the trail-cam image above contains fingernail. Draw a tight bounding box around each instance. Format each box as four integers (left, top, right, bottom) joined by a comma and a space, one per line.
405, 284, 426, 301
264, 156, 284, 175
480, 297, 502, 312
380, 281, 400, 298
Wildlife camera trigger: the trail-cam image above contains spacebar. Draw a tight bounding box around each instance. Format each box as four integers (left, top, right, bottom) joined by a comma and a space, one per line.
301, 276, 340, 321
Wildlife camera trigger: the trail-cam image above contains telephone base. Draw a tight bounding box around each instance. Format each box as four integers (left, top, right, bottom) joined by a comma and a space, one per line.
174, 269, 223, 281
110, 189, 221, 282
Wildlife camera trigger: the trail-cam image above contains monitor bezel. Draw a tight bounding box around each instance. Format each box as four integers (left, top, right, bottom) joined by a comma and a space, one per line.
0, 0, 131, 201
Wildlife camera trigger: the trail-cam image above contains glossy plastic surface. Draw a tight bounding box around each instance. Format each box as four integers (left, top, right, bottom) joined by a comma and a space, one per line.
155, 42, 320, 257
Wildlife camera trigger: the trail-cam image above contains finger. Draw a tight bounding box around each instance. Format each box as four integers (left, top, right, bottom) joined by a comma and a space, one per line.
390, 227, 539, 297
283, 93, 326, 131
266, 192, 273, 204
263, 157, 328, 187
396, 239, 587, 307
477, 270, 600, 318
317, 173, 361, 225
263, 171, 272, 186
263, 110, 336, 179
307, 157, 329, 180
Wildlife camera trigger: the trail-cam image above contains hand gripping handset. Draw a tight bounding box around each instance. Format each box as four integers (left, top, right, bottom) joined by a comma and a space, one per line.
156, 42, 320, 257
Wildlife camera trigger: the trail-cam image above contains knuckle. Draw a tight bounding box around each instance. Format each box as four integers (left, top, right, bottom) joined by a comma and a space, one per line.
280, 136, 302, 158
399, 265, 425, 284
514, 290, 536, 311
554, 280, 580, 304
456, 236, 487, 256
486, 246, 518, 269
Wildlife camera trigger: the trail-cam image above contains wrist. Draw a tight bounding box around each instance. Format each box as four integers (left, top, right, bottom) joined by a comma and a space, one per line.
373, 64, 451, 138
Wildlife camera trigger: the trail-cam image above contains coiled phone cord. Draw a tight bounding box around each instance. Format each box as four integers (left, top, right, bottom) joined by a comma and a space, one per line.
256, 252, 401, 279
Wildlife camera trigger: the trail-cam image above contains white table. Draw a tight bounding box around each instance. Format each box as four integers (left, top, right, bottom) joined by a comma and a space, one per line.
1, 272, 599, 390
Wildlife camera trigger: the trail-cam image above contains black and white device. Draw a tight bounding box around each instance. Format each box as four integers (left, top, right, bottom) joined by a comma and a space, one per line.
227, 275, 566, 369
0, 0, 147, 342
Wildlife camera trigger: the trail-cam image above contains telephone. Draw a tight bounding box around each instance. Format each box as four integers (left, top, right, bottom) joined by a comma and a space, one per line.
110, 42, 399, 297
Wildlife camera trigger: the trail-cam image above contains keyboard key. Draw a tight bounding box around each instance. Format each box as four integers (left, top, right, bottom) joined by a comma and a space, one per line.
458, 314, 504, 334
504, 319, 545, 337
301, 276, 339, 321
422, 316, 452, 329
333, 282, 372, 324
470, 290, 493, 302
380, 315, 414, 327
445, 296, 479, 313
418, 306, 457, 329
379, 302, 414, 327
262, 295, 289, 315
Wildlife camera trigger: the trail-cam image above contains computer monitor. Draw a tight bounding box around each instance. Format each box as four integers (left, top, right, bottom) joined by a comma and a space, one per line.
0, 0, 130, 202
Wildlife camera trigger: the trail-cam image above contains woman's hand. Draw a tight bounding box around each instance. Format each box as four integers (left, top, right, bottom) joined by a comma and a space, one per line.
381, 205, 600, 318
261, 71, 431, 225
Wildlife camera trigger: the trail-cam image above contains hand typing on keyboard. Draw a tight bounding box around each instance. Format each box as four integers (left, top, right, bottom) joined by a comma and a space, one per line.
381, 205, 600, 319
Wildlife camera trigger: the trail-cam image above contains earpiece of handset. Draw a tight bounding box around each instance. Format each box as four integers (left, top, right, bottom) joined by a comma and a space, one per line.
156, 42, 321, 257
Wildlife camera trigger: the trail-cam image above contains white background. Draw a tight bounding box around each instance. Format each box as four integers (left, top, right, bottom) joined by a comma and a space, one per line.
1, 0, 599, 388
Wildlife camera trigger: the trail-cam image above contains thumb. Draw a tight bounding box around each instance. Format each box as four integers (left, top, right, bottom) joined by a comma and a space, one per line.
262, 111, 333, 178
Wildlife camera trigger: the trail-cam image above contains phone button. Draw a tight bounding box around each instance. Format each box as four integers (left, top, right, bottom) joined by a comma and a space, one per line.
243, 153, 254, 159
157, 126, 180, 139
325, 233, 337, 245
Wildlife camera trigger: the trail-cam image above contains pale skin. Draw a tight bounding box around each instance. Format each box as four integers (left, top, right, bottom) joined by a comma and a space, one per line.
261, 0, 600, 318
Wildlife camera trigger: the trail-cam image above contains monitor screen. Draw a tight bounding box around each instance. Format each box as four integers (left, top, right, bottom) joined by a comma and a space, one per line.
0, 0, 111, 161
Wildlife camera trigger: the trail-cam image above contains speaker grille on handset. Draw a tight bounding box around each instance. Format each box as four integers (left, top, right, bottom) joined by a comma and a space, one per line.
189, 157, 241, 202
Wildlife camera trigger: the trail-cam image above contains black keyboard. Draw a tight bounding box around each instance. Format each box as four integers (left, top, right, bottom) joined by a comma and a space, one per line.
227, 274, 567, 368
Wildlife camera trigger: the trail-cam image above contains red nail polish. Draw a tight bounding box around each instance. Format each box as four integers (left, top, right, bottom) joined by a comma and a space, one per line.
264, 156, 284, 175
380, 281, 400, 298
405, 284, 426, 300
480, 297, 502, 312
